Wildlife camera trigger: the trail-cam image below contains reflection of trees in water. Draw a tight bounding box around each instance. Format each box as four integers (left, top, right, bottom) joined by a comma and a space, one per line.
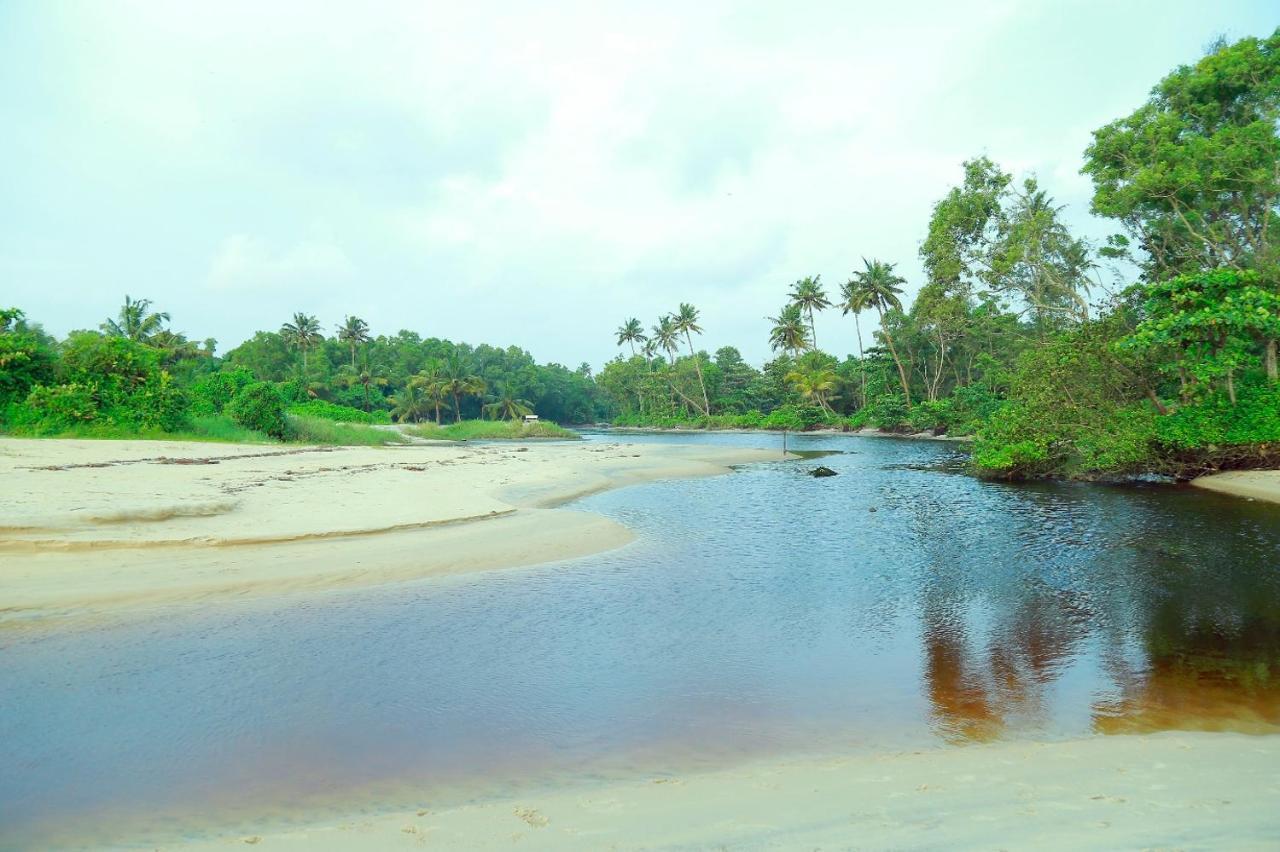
911, 480, 1280, 742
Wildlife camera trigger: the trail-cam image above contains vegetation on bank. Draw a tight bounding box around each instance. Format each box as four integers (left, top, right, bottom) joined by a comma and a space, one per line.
404, 420, 579, 441
2, 32, 1277, 476
600, 32, 1280, 480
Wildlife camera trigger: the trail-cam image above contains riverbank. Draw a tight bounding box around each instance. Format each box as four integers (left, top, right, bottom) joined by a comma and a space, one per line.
0, 437, 780, 624
1191, 469, 1280, 505
600, 424, 973, 442
171, 731, 1279, 850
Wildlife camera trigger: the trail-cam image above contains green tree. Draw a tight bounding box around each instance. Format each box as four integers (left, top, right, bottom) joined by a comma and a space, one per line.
614, 318, 647, 356
101, 295, 170, 343
671, 303, 710, 415
280, 313, 323, 371
337, 315, 371, 368
441, 356, 486, 422
788, 275, 831, 349
785, 359, 839, 415
483, 385, 535, 421
767, 303, 810, 357
849, 258, 913, 408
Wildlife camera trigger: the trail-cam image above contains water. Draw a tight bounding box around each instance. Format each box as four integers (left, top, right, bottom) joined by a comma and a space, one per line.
3, 432, 1279, 847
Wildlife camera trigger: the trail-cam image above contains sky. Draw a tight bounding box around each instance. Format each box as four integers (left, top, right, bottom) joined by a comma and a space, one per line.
1, 1, 1276, 369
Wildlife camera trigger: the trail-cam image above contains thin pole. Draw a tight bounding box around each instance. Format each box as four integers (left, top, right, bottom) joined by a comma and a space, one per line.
783, 429, 788, 457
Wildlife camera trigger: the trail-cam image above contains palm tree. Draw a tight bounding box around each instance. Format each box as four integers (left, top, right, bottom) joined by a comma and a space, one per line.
337, 315, 371, 368
356, 367, 388, 412
788, 276, 831, 349
652, 316, 679, 363
280, 312, 323, 371
102, 295, 169, 342
850, 258, 912, 409
839, 275, 873, 408
785, 362, 839, 414
614, 318, 647, 356
411, 360, 451, 424
441, 356, 486, 423
671, 303, 710, 415
483, 386, 535, 421
391, 383, 432, 423
767, 303, 811, 357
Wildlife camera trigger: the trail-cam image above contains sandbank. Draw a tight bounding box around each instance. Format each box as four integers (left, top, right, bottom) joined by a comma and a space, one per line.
1191, 469, 1280, 505
0, 437, 779, 623
171, 731, 1280, 850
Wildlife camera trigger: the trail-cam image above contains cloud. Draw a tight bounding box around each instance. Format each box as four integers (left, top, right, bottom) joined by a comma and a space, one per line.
207, 236, 354, 291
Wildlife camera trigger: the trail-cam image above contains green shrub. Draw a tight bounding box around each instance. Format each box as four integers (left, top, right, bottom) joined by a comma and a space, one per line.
227, 381, 288, 438
131, 371, 191, 431
285, 414, 406, 446
21, 383, 98, 430
0, 330, 56, 406
907, 399, 953, 433
864, 395, 909, 430
405, 420, 579, 440
287, 399, 390, 424
190, 368, 254, 416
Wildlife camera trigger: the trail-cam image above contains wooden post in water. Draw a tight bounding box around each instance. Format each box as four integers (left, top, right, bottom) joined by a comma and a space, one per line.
782, 428, 788, 457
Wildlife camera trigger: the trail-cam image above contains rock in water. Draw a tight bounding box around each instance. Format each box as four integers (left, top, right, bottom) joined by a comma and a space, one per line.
811, 466, 838, 477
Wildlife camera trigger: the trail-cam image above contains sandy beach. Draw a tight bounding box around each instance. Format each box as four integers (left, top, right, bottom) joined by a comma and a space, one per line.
1192, 469, 1280, 505
165, 731, 1280, 850
0, 437, 779, 624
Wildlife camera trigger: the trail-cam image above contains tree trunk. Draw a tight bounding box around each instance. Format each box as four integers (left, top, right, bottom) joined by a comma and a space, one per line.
351, 344, 356, 369
1266, 338, 1277, 383
1226, 367, 1237, 405
434, 402, 441, 424
685, 333, 710, 415
853, 314, 866, 410
877, 308, 912, 409
453, 392, 462, 422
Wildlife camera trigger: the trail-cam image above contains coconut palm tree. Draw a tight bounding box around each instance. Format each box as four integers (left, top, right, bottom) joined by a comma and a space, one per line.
280, 312, 323, 371
102, 296, 169, 342
839, 274, 873, 408
441, 356, 486, 423
483, 386, 535, 421
785, 362, 839, 414
337, 315, 371, 368
767, 303, 811, 357
788, 276, 831, 349
391, 383, 432, 423
652, 316, 679, 363
356, 367, 388, 412
411, 360, 451, 424
850, 258, 912, 408
671, 303, 710, 415
614, 318, 647, 356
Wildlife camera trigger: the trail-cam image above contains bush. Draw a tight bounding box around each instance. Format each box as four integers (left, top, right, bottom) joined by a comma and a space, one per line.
287, 399, 391, 424
227, 381, 288, 438
21, 383, 98, 430
907, 399, 953, 433
864, 395, 909, 431
190, 369, 254, 417
406, 419, 579, 441
285, 414, 406, 446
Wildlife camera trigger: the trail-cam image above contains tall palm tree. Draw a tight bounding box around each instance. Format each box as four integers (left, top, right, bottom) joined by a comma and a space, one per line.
652, 316, 679, 363
614, 318, 647, 356
280, 312, 323, 371
102, 295, 169, 342
839, 275, 873, 408
785, 362, 839, 414
850, 258, 912, 408
788, 276, 831, 349
441, 356, 486, 423
357, 367, 388, 412
391, 383, 432, 423
767, 303, 811, 357
671, 303, 710, 415
337, 315, 371, 368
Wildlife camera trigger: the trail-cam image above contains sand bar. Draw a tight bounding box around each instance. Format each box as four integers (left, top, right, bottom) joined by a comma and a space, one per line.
0, 437, 779, 623
167, 731, 1280, 850
1192, 469, 1280, 505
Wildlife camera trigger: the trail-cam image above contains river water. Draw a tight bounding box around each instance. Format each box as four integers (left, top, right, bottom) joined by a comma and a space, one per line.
2, 431, 1278, 847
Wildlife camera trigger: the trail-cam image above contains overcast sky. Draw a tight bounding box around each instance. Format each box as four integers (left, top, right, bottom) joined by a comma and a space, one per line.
2, 2, 1275, 368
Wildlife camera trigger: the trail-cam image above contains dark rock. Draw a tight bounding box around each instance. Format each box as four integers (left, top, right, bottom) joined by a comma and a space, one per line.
811, 466, 838, 477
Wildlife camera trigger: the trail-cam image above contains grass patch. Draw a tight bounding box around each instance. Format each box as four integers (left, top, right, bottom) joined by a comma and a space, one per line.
0, 415, 277, 444
287, 400, 391, 424
285, 415, 407, 446
404, 420, 579, 441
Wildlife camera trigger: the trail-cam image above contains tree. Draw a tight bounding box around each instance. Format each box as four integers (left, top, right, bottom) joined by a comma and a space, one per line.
767, 303, 811, 357
391, 383, 433, 423
411, 359, 451, 424
785, 360, 839, 414
337, 315, 371, 369
101, 295, 170, 343
614, 318, 647, 356
441, 356, 486, 422
850, 258, 913, 408
1083, 29, 1280, 280
671, 303, 711, 415
788, 275, 831, 349
838, 276, 872, 408
280, 312, 323, 371
652, 316, 679, 362
483, 386, 535, 421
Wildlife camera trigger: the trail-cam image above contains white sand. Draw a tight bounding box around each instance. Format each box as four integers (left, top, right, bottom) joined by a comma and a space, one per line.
1192, 469, 1280, 505
0, 437, 779, 622
169, 731, 1280, 850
